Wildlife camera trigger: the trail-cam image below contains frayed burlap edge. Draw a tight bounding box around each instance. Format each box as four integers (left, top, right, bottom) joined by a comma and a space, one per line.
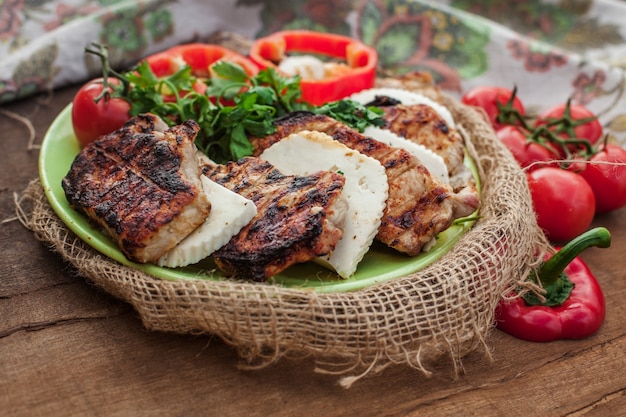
16, 98, 549, 388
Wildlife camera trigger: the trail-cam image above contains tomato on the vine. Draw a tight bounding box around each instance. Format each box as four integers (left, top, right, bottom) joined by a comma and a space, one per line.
496, 125, 557, 170
580, 143, 626, 213
71, 78, 131, 147
527, 167, 596, 242
535, 102, 603, 155
461, 86, 525, 130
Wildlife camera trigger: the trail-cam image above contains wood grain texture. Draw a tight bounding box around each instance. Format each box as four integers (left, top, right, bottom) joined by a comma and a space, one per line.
1, 86, 624, 417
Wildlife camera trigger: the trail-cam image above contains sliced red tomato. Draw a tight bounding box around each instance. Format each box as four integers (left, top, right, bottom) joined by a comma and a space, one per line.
580, 143, 626, 213
461, 86, 525, 130
249, 30, 378, 105
71, 77, 131, 147
527, 167, 596, 242
496, 126, 557, 170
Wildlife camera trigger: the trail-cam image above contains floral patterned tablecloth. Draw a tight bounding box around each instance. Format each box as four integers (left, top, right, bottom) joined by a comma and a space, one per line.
2, 0, 626, 144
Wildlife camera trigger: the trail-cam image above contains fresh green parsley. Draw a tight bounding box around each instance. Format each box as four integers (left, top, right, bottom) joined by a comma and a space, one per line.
88, 43, 384, 164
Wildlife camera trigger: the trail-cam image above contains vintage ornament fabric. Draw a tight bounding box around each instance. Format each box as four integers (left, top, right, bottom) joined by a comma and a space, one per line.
2, 0, 626, 144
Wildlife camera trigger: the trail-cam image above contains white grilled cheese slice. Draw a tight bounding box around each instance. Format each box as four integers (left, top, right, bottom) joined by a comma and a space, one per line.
350, 87, 456, 128
260, 130, 388, 279
157, 175, 257, 268
363, 126, 449, 184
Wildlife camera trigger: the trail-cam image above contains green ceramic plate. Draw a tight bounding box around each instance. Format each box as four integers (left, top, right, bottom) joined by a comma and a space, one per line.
39, 104, 479, 293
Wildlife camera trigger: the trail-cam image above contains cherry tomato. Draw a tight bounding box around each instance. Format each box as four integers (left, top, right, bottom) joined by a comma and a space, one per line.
527, 167, 596, 242
496, 126, 557, 170
535, 103, 603, 154
580, 143, 626, 213
461, 86, 525, 130
71, 78, 131, 147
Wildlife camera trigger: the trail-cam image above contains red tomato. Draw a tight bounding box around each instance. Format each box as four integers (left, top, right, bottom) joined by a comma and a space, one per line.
71, 78, 131, 147
535, 103, 603, 154
496, 126, 557, 170
527, 167, 596, 242
461, 86, 525, 130
580, 143, 626, 213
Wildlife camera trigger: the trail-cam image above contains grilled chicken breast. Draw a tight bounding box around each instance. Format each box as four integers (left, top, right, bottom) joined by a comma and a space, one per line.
156, 175, 258, 268
203, 157, 347, 282
250, 112, 479, 256
62, 114, 210, 264
375, 71, 443, 103
368, 75, 473, 191
378, 104, 465, 178
260, 130, 388, 279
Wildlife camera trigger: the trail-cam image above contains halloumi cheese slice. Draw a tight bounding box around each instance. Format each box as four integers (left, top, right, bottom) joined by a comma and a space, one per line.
363, 126, 449, 184
157, 176, 257, 268
260, 130, 388, 279
350, 87, 456, 128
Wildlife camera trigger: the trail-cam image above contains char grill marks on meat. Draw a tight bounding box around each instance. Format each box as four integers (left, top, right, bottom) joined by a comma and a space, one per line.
378, 104, 465, 179
250, 112, 479, 256
375, 71, 443, 102
203, 157, 347, 282
62, 114, 210, 264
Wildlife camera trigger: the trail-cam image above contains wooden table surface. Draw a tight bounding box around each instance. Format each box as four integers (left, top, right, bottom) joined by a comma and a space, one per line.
1, 85, 625, 417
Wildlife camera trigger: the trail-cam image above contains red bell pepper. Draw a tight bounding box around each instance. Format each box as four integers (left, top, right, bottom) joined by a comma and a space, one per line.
249, 30, 378, 106
496, 227, 609, 342
144, 43, 259, 99
164, 43, 259, 77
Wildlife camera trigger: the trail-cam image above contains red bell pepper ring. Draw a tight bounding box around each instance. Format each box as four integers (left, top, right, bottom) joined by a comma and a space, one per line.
165, 43, 259, 77
144, 43, 259, 100
249, 30, 378, 106
496, 227, 609, 342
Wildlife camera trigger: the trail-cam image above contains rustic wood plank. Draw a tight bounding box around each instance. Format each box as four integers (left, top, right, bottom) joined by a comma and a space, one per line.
1, 85, 625, 416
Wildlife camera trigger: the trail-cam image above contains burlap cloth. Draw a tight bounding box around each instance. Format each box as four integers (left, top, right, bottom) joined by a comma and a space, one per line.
16, 96, 548, 387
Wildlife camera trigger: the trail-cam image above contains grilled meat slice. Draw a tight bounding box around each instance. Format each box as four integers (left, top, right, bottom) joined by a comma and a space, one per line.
378, 104, 466, 178
250, 112, 479, 256
259, 130, 388, 279
375, 71, 443, 103
204, 157, 347, 281
62, 114, 210, 264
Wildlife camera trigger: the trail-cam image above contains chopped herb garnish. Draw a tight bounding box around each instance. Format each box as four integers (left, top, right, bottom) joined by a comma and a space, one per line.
87, 43, 384, 164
